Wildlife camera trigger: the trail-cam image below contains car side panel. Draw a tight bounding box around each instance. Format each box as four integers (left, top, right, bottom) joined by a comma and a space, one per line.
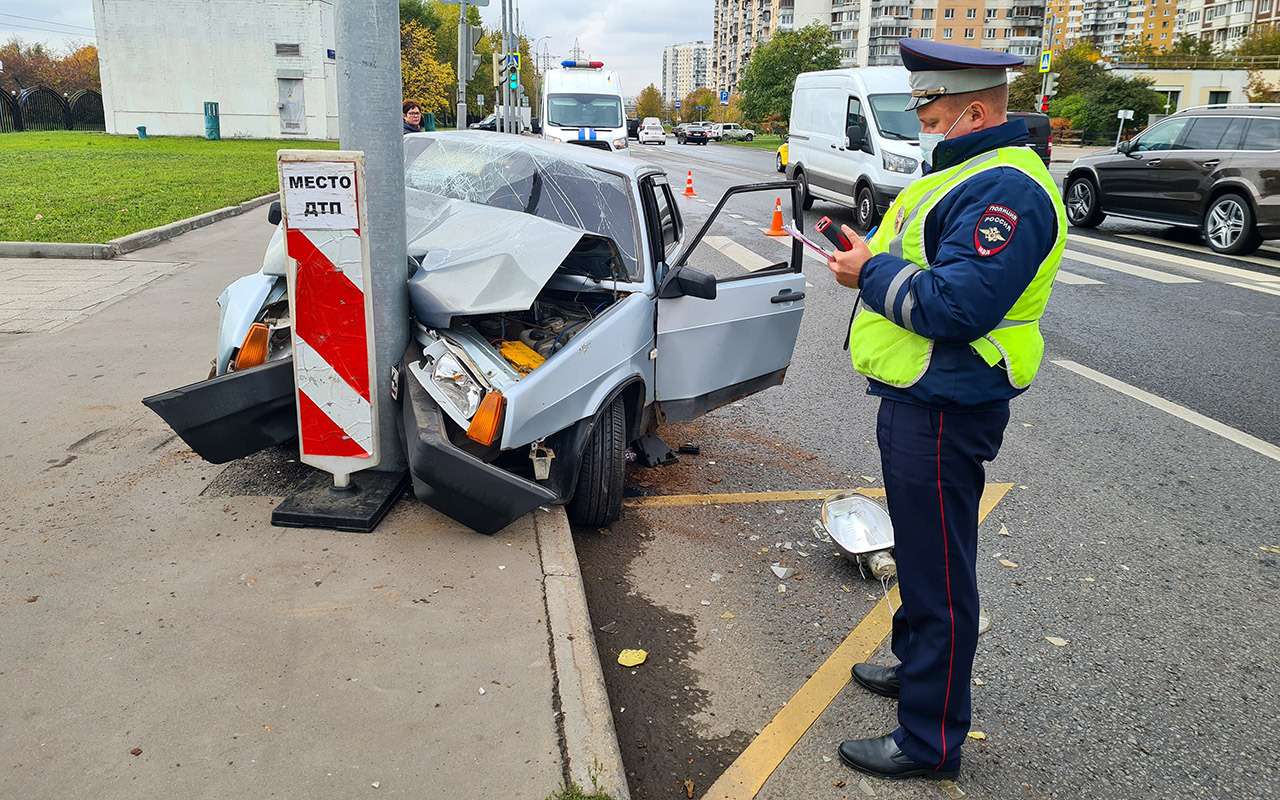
500, 292, 655, 450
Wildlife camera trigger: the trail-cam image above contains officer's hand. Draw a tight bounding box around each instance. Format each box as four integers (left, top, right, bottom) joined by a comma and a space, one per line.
826, 225, 873, 289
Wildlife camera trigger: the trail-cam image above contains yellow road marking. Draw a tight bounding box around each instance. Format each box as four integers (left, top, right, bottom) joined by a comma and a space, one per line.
625, 487, 885, 508
703, 483, 1014, 800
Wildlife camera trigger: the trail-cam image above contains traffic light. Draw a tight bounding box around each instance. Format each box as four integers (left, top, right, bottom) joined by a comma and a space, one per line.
492, 52, 502, 88
509, 67, 519, 91
1040, 95, 1050, 113
1044, 71, 1060, 98
463, 24, 483, 82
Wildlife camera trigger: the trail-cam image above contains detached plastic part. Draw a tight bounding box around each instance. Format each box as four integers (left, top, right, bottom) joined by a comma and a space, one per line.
822, 491, 897, 579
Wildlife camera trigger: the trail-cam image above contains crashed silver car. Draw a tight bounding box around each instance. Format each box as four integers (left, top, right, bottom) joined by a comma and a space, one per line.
146, 132, 807, 533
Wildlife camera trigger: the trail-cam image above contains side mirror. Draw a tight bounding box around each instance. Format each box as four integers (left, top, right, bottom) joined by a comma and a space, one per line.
659, 266, 717, 300
267, 200, 282, 226
846, 123, 866, 150
1117, 139, 1134, 155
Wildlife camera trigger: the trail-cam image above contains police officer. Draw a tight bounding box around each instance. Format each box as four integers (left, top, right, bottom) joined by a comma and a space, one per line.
826, 39, 1066, 780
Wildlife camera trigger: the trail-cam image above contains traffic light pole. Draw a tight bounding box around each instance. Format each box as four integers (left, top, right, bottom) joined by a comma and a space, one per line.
456, 0, 468, 128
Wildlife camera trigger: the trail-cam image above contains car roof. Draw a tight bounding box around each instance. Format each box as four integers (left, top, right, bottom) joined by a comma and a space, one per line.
1174, 104, 1280, 118
407, 130, 662, 180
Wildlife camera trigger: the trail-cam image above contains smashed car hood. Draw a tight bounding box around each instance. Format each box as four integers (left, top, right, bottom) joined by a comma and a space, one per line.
405, 194, 591, 328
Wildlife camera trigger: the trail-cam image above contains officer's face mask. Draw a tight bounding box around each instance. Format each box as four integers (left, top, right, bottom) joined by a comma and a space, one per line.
918, 102, 977, 167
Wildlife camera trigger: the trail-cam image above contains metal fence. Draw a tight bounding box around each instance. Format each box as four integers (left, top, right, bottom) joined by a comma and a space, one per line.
1, 88, 104, 133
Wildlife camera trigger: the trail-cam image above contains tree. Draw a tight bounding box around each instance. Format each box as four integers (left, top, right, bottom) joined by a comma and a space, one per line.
736, 22, 840, 123
52, 45, 100, 93
635, 84, 663, 119
1009, 41, 1106, 112
1234, 28, 1280, 57
401, 19, 455, 117
680, 87, 717, 122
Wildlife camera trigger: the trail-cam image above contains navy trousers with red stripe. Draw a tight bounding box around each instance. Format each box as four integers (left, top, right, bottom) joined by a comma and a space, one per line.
876, 399, 1009, 771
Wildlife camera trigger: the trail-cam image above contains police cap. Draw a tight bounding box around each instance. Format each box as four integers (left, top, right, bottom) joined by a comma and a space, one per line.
899, 38, 1024, 109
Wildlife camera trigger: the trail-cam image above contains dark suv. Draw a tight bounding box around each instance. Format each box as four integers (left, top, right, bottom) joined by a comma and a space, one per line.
1063, 105, 1280, 254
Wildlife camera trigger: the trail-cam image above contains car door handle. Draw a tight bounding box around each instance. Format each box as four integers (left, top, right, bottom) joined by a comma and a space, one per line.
1201, 159, 1219, 168
1147, 159, 1162, 166
771, 290, 805, 304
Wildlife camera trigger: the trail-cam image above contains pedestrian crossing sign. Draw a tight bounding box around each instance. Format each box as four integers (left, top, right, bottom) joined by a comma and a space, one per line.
1039, 51, 1052, 73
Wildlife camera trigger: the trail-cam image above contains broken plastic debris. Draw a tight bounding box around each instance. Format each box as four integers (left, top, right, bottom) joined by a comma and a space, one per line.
860, 475, 875, 483
598, 621, 619, 633
998, 559, 1019, 569
770, 564, 795, 580
1260, 545, 1280, 555
700, 600, 711, 606
973, 677, 986, 686
129, 747, 142, 757
683, 778, 695, 798
777, 584, 787, 594
720, 611, 736, 620
1045, 636, 1069, 647
967, 731, 988, 741
371, 781, 380, 789
478, 687, 486, 695
998, 524, 1011, 537
977, 613, 991, 636
710, 572, 722, 582
617, 649, 648, 667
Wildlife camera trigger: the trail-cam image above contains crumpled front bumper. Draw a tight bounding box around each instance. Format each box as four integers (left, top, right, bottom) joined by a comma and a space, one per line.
400, 350, 557, 535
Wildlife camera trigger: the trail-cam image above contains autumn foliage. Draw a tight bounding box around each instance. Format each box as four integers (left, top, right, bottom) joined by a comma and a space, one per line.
0, 39, 101, 94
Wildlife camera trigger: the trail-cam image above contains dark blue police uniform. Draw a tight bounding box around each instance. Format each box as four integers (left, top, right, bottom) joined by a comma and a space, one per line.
838, 39, 1059, 780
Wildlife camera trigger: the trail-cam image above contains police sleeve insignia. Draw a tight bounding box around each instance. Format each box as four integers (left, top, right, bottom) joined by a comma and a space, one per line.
973, 204, 1018, 257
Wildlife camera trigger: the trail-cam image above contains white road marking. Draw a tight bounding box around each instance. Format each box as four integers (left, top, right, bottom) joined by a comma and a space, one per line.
1072, 235, 1280, 283
703, 236, 777, 272
1118, 234, 1280, 276
728, 213, 744, 219
1228, 281, 1280, 298
1054, 270, 1104, 286
1063, 249, 1198, 284
1052, 359, 1280, 464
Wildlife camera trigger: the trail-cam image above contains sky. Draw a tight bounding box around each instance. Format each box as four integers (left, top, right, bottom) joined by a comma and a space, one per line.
0, 1, 713, 97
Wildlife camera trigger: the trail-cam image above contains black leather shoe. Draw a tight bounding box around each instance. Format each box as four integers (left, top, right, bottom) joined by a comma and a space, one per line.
837, 734, 959, 780
851, 662, 901, 698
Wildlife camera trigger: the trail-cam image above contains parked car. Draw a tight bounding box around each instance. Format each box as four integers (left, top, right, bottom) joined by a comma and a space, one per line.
677, 123, 710, 145
627, 118, 640, 140
1063, 104, 1280, 255
1009, 111, 1051, 166
776, 140, 789, 173
719, 122, 756, 142
144, 132, 807, 534
787, 66, 922, 232
638, 117, 666, 145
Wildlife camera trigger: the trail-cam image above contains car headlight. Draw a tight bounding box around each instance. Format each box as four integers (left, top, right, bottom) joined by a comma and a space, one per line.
431, 352, 484, 419
883, 152, 918, 174
613, 137, 628, 149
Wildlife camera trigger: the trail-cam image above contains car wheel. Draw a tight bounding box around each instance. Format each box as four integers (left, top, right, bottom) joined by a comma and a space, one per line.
745, 134, 753, 142
1064, 175, 1105, 228
776, 151, 784, 173
567, 397, 626, 528
1204, 193, 1262, 255
855, 184, 879, 232
795, 167, 815, 211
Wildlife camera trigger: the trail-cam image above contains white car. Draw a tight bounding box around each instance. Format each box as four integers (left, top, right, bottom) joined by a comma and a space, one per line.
638, 117, 666, 145
718, 123, 755, 142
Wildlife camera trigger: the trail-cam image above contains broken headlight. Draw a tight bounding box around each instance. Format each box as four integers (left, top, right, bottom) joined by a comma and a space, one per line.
431, 352, 484, 419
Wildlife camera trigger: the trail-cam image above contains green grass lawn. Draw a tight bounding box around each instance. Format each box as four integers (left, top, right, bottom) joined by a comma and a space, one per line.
1, 132, 338, 243
724, 133, 784, 152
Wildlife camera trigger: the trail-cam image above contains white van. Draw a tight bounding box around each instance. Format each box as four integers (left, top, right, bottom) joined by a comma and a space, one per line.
787, 67, 923, 231
541, 60, 628, 152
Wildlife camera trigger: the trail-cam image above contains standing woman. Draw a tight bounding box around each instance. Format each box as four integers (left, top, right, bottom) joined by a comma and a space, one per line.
403, 101, 423, 134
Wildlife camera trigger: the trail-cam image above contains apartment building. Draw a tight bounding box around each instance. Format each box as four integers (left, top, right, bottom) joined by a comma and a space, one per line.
662, 41, 711, 104
714, 0, 775, 92
1046, 0, 1176, 57
1175, 0, 1255, 51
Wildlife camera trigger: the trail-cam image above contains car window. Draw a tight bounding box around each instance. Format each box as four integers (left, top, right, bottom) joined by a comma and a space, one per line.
1131, 118, 1189, 152
404, 135, 641, 280
868, 93, 920, 141
1241, 117, 1280, 150
646, 177, 682, 259
847, 96, 865, 131
1178, 116, 1238, 150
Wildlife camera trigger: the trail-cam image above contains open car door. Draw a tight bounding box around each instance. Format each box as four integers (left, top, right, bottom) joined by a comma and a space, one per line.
655, 182, 807, 422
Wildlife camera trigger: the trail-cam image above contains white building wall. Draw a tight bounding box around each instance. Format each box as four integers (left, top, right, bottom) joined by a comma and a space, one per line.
93, 0, 337, 139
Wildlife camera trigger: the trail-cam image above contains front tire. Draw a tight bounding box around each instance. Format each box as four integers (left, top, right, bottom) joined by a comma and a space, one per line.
855, 184, 879, 232
745, 133, 754, 142
567, 398, 625, 528
795, 167, 815, 210
1203, 193, 1261, 255
776, 151, 784, 173
1065, 175, 1105, 228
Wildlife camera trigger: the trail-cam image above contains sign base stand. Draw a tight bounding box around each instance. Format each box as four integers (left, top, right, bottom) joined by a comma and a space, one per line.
272, 469, 410, 533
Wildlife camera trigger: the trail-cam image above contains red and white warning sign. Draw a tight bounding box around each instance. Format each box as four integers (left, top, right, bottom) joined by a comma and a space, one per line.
278, 150, 379, 484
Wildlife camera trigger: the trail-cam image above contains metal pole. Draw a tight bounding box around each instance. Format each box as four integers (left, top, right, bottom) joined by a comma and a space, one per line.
499, 0, 509, 132
1115, 118, 1125, 148
504, 0, 515, 133
456, 0, 468, 129
336, 0, 408, 471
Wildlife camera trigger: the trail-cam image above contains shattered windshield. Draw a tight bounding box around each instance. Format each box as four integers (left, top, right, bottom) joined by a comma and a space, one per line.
403, 135, 640, 280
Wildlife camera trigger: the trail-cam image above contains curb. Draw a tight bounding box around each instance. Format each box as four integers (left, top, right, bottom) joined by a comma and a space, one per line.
0, 193, 278, 260
535, 509, 631, 800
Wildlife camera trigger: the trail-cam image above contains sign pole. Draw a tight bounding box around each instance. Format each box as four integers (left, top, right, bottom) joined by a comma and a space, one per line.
456, 0, 469, 128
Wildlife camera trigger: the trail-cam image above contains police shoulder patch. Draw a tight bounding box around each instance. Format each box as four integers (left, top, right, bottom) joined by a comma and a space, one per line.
973, 204, 1018, 257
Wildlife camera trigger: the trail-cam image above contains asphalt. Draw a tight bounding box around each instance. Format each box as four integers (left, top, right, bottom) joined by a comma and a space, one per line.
577, 138, 1280, 800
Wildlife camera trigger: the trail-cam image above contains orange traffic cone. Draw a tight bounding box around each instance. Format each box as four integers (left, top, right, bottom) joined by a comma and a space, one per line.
763, 197, 787, 237
683, 170, 697, 198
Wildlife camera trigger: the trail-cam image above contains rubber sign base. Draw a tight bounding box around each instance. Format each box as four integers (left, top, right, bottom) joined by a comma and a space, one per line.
271, 469, 410, 533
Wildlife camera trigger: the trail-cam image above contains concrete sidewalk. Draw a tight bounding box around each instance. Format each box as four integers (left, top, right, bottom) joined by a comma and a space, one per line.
0, 215, 627, 799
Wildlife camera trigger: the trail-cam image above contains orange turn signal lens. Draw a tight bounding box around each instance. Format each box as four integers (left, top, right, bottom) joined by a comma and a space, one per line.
233, 322, 271, 371
466, 391, 505, 446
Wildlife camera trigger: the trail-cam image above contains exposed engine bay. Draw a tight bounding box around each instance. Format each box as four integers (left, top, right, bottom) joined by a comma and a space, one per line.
471, 290, 618, 374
